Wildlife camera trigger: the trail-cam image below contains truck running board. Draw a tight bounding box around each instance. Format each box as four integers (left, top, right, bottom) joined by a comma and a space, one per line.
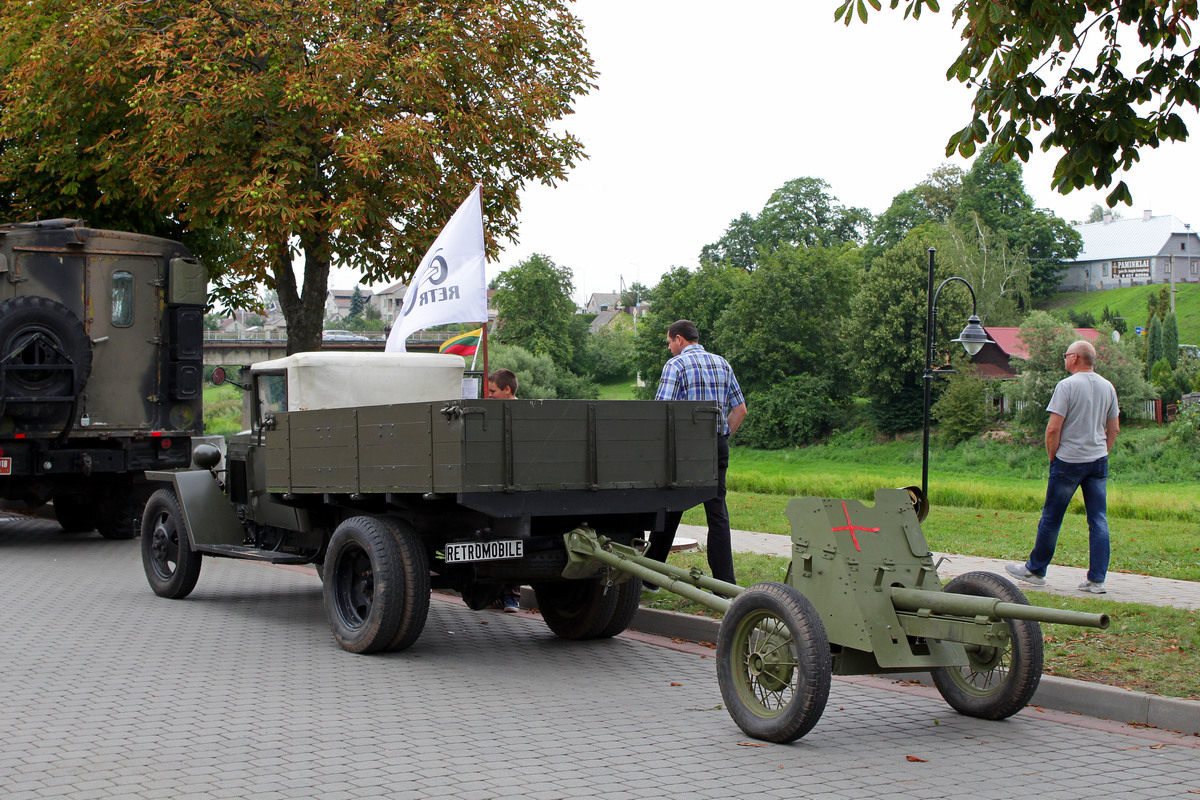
195, 544, 313, 565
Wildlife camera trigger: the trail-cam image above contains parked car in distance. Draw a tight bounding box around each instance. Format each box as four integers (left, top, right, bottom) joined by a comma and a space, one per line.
1180, 344, 1200, 359
322, 330, 371, 342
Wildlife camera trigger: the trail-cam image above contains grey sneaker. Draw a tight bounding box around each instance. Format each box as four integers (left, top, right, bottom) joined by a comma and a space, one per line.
1077, 581, 1107, 594
1005, 563, 1046, 586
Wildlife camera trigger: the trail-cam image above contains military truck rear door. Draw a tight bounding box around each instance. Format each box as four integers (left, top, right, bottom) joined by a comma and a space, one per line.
86, 255, 162, 428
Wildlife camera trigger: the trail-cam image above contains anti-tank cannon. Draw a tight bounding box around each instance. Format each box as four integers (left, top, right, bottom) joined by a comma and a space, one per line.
562, 487, 1109, 743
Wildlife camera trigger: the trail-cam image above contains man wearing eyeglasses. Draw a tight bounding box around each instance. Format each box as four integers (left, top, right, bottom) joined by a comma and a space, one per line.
1007, 340, 1120, 593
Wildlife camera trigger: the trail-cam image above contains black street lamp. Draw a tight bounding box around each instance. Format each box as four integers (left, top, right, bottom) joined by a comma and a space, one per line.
922, 248, 993, 500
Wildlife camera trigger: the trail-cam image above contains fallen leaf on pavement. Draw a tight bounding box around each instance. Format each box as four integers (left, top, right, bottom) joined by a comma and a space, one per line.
906, 756, 928, 762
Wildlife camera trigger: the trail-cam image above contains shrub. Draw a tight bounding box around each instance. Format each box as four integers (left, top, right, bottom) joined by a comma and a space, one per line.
736, 375, 837, 449
932, 369, 991, 445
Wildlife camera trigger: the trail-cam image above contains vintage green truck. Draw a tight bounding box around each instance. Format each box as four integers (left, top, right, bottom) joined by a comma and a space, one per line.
142, 351, 720, 652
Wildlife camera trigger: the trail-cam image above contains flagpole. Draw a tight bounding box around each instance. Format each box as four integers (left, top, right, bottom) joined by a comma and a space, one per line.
481, 322, 489, 397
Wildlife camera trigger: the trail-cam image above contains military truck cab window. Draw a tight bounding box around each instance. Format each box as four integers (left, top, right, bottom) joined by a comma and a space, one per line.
255, 373, 287, 427
111, 271, 134, 326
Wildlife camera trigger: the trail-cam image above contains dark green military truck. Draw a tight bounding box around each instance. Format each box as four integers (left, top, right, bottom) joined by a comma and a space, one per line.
142, 351, 719, 651
0, 219, 206, 537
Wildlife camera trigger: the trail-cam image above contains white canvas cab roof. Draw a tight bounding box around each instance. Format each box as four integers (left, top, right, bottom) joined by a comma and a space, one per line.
250, 351, 465, 411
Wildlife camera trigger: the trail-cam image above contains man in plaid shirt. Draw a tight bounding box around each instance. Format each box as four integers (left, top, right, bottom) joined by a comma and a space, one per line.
645, 319, 747, 587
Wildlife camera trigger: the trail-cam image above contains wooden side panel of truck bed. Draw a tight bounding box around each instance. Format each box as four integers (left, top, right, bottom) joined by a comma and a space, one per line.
264, 399, 719, 496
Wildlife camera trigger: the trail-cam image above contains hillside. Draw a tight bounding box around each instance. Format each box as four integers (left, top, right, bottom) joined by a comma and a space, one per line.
1038, 282, 1200, 345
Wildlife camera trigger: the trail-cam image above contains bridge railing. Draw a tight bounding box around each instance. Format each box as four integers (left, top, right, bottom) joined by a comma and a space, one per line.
202, 330, 458, 344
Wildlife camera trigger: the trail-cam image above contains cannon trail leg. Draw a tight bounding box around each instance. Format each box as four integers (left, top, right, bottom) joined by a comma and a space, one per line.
931, 571, 1044, 720
716, 582, 832, 743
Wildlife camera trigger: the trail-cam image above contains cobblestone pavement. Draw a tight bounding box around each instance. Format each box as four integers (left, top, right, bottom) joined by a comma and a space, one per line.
3, 517, 1198, 800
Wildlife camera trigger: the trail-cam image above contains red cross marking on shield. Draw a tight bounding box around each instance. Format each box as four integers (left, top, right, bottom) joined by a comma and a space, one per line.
830, 500, 880, 552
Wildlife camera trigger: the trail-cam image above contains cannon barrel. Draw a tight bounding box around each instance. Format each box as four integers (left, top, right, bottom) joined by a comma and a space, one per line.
890, 587, 1110, 629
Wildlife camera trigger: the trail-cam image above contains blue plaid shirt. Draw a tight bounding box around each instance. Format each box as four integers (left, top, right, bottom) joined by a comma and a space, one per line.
654, 344, 745, 436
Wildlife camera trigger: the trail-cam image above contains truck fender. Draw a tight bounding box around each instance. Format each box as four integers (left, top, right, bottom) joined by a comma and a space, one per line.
144, 468, 245, 548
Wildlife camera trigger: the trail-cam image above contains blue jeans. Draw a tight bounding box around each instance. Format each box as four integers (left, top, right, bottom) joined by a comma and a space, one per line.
1027, 456, 1110, 583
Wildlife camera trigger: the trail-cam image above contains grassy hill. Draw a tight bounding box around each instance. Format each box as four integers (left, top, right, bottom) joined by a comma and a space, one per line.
1038, 282, 1200, 345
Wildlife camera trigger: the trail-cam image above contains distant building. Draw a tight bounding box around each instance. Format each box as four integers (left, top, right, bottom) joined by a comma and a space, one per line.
1059, 211, 1200, 292
324, 286, 374, 322
371, 281, 407, 327
584, 292, 621, 314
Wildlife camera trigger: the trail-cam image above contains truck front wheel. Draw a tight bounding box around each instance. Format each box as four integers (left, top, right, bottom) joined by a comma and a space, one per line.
140, 489, 202, 599
323, 516, 430, 654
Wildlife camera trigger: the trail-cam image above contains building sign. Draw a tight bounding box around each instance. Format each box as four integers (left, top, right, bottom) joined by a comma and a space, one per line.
1112, 258, 1152, 278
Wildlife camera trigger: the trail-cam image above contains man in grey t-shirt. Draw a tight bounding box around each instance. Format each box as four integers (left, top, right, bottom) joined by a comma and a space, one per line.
1007, 340, 1120, 593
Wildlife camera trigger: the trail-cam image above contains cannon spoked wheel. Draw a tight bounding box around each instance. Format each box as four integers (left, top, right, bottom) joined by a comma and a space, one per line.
716, 582, 832, 743
323, 516, 430, 654
531, 577, 619, 640
931, 571, 1044, 720
140, 489, 202, 599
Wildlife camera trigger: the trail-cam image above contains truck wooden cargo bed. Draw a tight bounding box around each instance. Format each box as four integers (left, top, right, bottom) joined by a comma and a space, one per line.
265, 398, 720, 500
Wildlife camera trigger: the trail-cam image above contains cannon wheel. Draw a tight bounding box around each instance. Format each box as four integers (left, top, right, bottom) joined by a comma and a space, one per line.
716, 582, 832, 743
323, 516, 430, 654
140, 488, 202, 599
531, 577, 619, 640
931, 571, 1044, 720
596, 575, 643, 639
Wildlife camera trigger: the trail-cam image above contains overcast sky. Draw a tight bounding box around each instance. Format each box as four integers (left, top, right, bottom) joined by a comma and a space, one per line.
337, 0, 1200, 305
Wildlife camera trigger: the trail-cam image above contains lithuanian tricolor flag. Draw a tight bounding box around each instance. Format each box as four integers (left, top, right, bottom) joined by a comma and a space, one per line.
439, 327, 483, 356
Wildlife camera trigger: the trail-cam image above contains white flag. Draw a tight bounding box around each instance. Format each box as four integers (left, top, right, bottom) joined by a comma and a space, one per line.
385, 185, 487, 352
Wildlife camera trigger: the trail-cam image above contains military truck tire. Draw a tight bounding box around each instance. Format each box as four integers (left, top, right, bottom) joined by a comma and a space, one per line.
931, 571, 1044, 720
323, 516, 429, 654
141, 489, 202, 599
595, 575, 643, 639
95, 483, 144, 540
717, 582, 832, 743
531, 577, 620, 640
0, 296, 92, 418
52, 496, 95, 533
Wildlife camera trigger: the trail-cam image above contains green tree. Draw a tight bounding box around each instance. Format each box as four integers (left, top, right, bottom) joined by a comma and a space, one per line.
486, 342, 597, 400
952, 145, 1080, 299
735, 375, 839, 449
577, 317, 636, 382
700, 177, 870, 271
865, 165, 964, 264
848, 234, 969, 433
837, 0, 1200, 208
0, 0, 595, 353
931, 367, 991, 445
348, 286, 366, 320
1101, 305, 1127, 335
713, 244, 860, 394
492, 254, 577, 363
1093, 333, 1156, 412
934, 217, 1030, 326
1010, 312, 1079, 429
1147, 315, 1165, 379
631, 263, 746, 398
1163, 312, 1180, 369
1085, 205, 1123, 224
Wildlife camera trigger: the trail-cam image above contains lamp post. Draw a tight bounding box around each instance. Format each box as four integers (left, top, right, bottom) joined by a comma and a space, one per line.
921, 248, 994, 500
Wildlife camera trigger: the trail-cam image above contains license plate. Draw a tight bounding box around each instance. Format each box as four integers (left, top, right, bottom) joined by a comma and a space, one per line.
0, 458, 10, 476
443, 540, 524, 564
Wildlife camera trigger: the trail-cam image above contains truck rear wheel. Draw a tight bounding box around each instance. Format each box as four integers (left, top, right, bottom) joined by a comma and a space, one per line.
930, 571, 1044, 720
95, 481, 144, 540
53, 496, 95, 533
595, 576, 643, 639
323, 516, 430, 654
531, 577, 619, 640
141, 488, 202, 599
717, 582, 831, 743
